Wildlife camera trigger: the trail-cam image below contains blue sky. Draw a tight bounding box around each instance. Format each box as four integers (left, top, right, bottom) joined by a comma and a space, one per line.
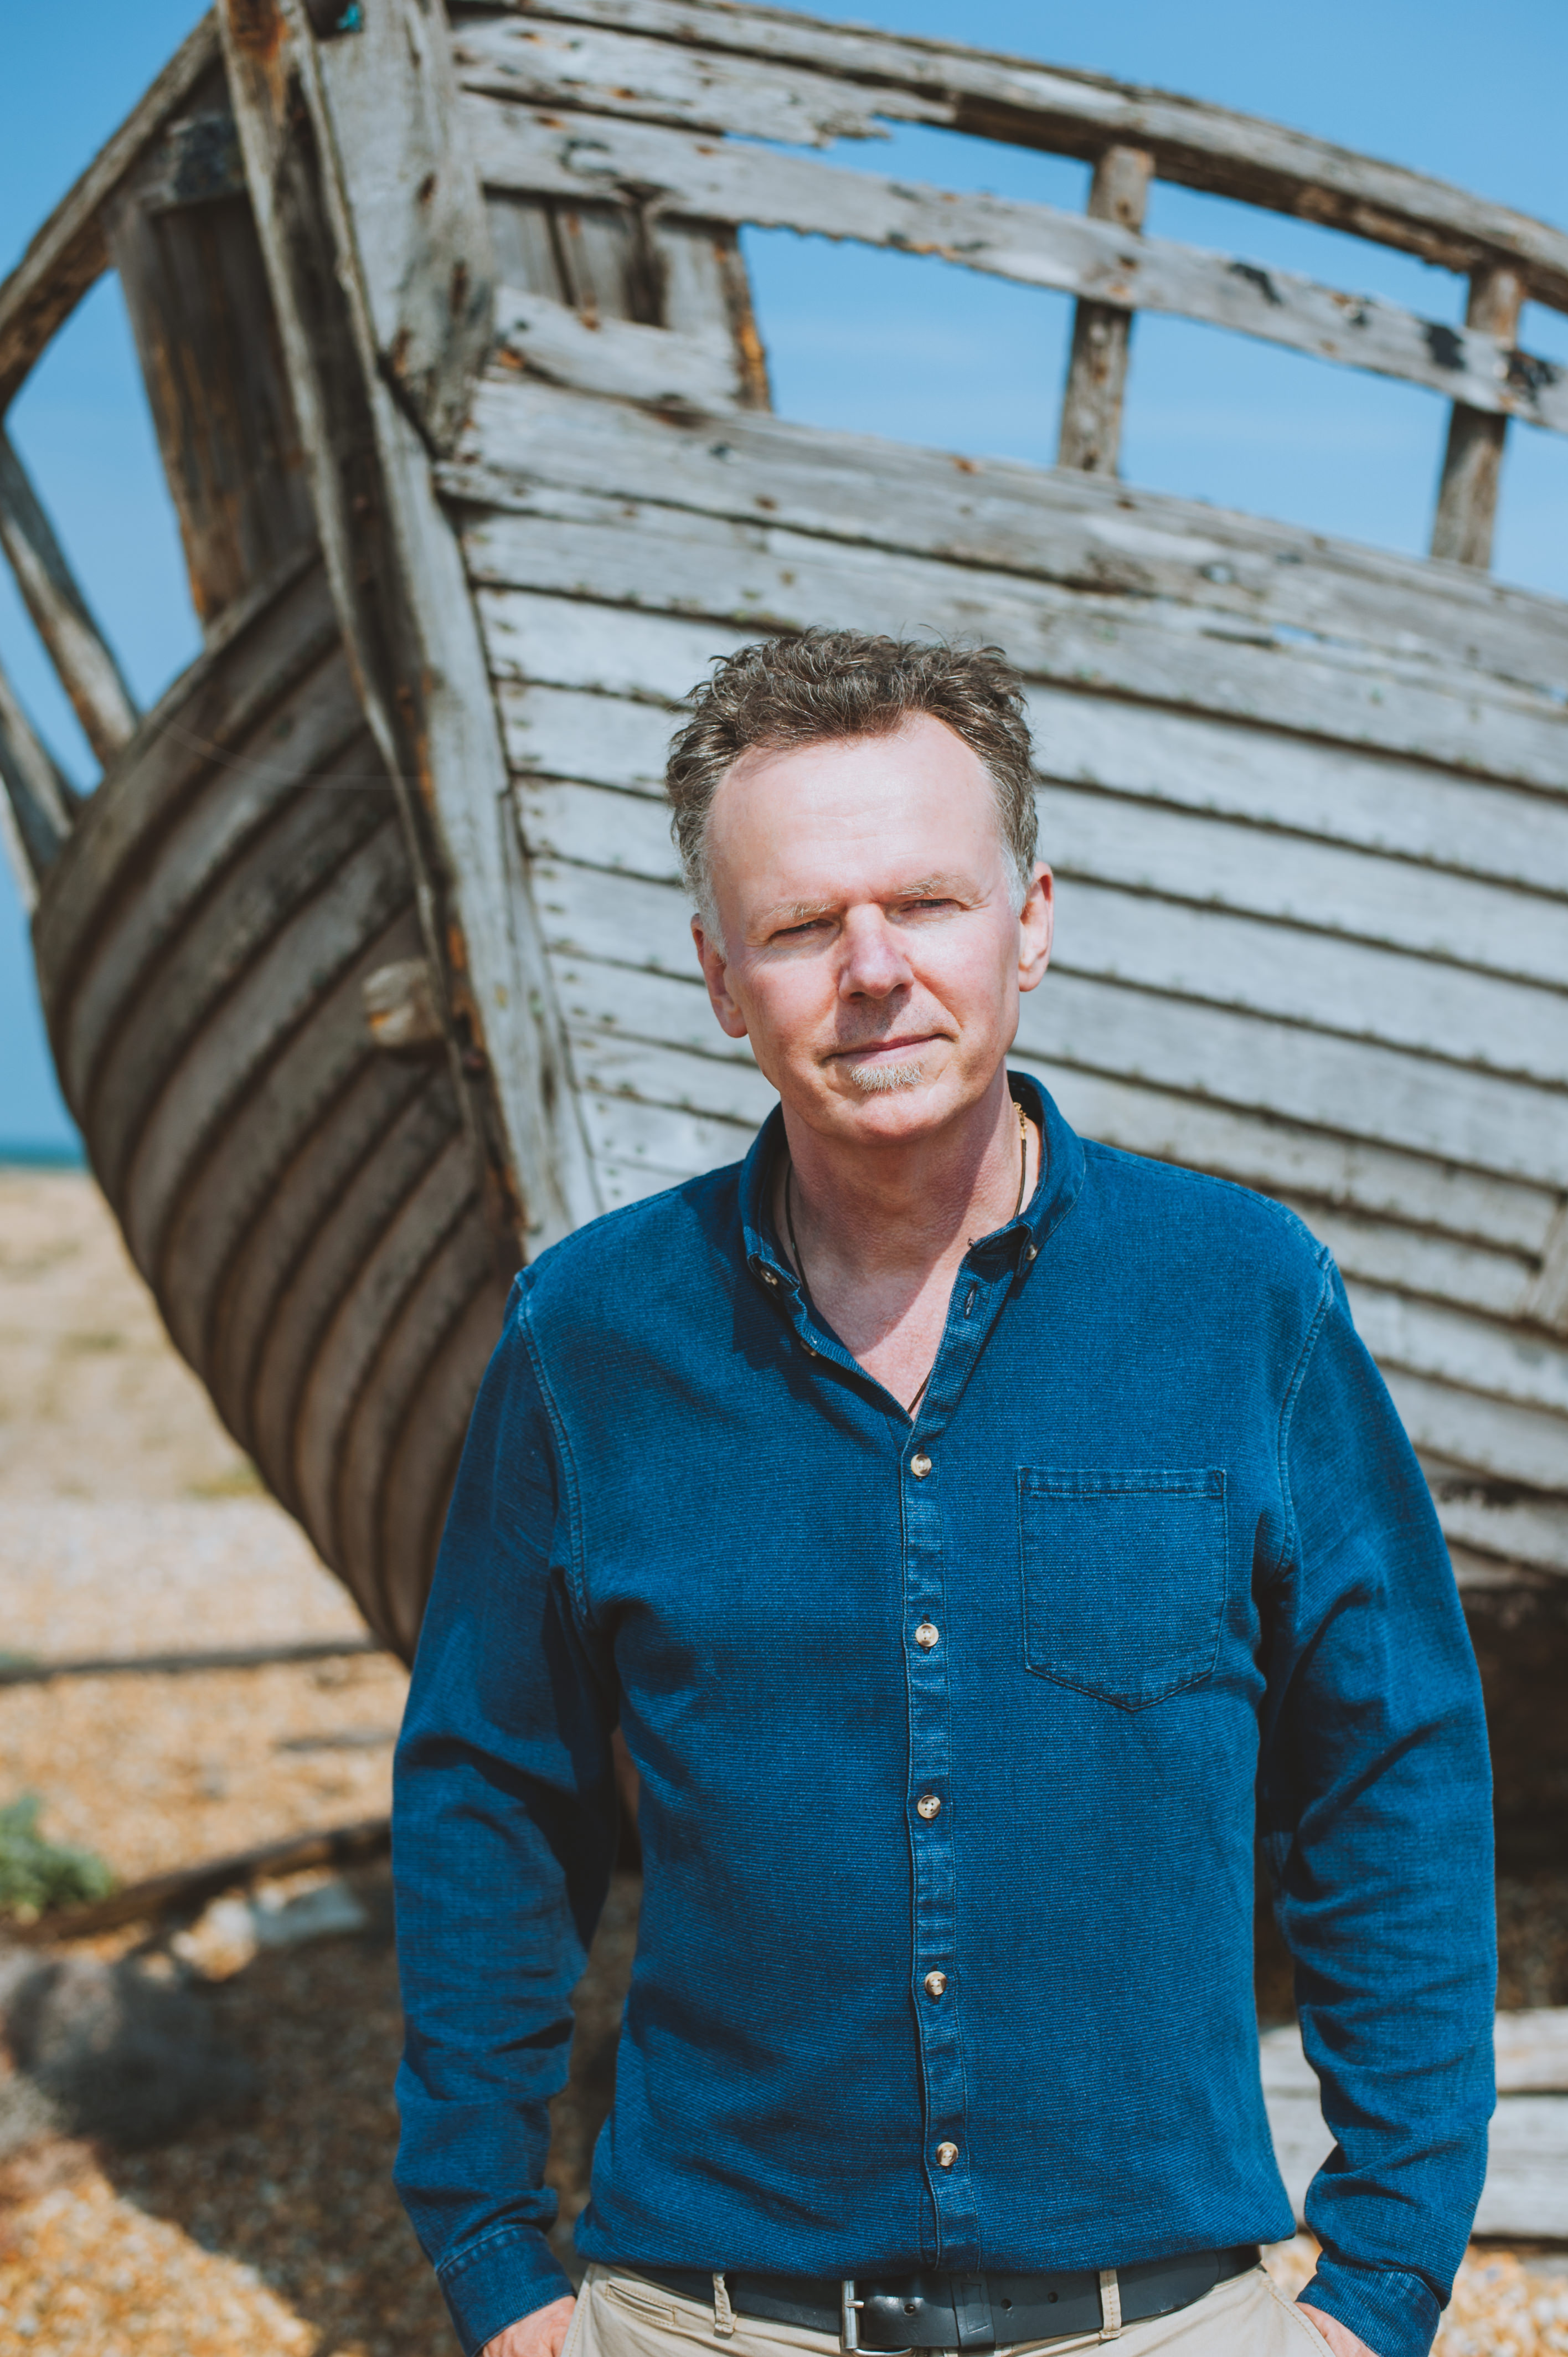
3, 0, 1566, 1150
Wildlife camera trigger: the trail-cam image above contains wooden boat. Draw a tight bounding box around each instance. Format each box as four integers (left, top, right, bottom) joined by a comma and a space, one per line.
2, 0, 1565, 1670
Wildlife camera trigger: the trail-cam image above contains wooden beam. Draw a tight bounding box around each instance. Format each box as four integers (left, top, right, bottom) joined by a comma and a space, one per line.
220, 0, 600, 1253
1430, 264, 1525, 569
0, 429, 137, 763
476, 0, 1568, 310
463, 99, 1568, 436
0, 647, 76, 910
0, 15, 222, 409
0, 1635, 379, 1687
1056, 144, 1152, 475
11, 1813, 391, 1943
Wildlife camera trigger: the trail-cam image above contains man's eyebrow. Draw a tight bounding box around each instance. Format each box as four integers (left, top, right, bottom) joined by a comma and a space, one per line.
756, 875, 976, 930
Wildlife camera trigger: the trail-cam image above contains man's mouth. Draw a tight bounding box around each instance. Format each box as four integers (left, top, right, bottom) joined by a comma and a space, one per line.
833, 1036, 941, 1093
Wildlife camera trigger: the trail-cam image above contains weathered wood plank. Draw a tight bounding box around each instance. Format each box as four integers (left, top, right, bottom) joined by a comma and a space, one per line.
519, 769, 1568, 1021
61, 675, 374, 1115
1431, 1486, 1568, 1581
0, 430, 137, 762
545, 943, 1560, 1259
452, 12, 918, 146
294, 1132, 480, 1563
488, 282, 743, 406
374, 1275, 509, 1655
500, 673, 1568, 918
1275, 1200, 1536, 1326
117, 817, 415, 1272
1349, 1283, 1568, 1422
1430, 264, 1524, 571
576, 1075, 756, 1179
102, 84, 320, 627
1019, 971, 1567, 1192
334, 1219, 501, 1605
479, 580, 751, 699
157, 911, 426, 1371
528, 854, 1566, 1186
473, 0, 1568, 308
460, 505, 1568, 792
246, 1081, 460, 1516
32, 552, 340, 997
223, 0, 600, 1254
1381, 1366, 1568, 1495
463, 97, 1568, 432
0, 650, 75, 909
442, 378, 1568, 699
1261, 2021, 1568, 2234
310, 0, 495, 454
0, 15, 221, 406
1056, 145, 1151, 476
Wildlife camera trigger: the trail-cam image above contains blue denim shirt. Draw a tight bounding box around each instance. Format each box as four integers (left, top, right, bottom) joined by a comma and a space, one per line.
393, 1078, 1494, 2357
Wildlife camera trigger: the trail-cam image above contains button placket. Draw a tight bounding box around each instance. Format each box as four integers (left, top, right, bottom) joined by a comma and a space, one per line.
902, 1409, 978, 2266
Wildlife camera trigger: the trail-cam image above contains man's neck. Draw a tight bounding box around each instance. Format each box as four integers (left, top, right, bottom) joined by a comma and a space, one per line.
779, 1073, 1025, 1284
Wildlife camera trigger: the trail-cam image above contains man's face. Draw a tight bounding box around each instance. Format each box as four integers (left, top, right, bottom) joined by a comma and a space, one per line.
692, 713, 1053, 1150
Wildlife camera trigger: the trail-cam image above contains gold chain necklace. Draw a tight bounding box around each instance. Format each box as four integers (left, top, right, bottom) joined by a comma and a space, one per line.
784, 1097, 1031, 1416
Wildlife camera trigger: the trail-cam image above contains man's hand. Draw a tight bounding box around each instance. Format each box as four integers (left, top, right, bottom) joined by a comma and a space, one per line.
483, 2294, 576, 2357
1299, 2301, 1380, 2356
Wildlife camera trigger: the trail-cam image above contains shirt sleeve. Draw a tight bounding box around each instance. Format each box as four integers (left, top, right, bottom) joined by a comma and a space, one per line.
1260, 1258, 1495, 2357
392, 1278, 620, 2357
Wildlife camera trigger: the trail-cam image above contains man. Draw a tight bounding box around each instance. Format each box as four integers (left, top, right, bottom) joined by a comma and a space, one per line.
393, 634, 1494, 2357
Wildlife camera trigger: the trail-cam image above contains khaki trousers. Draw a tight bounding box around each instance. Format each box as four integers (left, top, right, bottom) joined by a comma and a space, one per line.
568, 2265, 1337, 2357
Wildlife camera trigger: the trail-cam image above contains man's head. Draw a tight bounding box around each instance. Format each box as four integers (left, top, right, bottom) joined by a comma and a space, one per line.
664, 631, 1052, 1152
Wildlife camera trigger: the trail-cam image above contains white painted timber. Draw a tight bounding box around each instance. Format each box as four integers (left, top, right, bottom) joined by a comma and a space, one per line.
499, 679, 676, 786
1261, 2019, 1568, 2235
478, 583, 752, 697
457, 0, 1568, 313
453, 14, 916, 148
1381, 1368, 1568, 1494
1428, 1489, 1568, 1579
1347, 1284, 1568, 1421
460, 498, 1568, 792
442, 379, 1568, 699
461, 96, 1568, 433
539, 942, 1563, 1266
489, 282, 744, 408
520, 771, 1568, 1067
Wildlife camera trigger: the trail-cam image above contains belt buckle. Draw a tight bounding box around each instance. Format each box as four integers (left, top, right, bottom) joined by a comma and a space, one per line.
840, 2279, 914, 2357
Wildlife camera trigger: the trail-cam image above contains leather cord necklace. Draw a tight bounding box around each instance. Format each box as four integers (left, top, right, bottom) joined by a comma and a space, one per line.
785, 1098, 1031, 1416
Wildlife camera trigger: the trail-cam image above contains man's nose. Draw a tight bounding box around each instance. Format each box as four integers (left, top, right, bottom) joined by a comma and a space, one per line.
838, 907, 914, 998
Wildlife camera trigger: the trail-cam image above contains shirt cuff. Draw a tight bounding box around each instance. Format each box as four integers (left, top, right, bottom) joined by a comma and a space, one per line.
1301, 2257, 1443, 2357
437, 2222, 575, 2357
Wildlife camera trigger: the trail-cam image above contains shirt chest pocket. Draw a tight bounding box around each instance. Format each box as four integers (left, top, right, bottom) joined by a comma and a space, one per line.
1017, 1468, 1228, 1711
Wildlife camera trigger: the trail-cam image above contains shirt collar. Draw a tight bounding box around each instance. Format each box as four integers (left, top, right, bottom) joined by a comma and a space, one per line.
739, 1069, 1086, 1287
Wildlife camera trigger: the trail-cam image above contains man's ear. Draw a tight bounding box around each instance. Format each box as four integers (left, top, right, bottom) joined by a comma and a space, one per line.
1018, 863, 1054, 994
692, 913, 750, 1040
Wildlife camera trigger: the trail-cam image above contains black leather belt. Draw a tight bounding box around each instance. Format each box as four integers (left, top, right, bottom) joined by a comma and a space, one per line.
628, 2248, 1259, 2349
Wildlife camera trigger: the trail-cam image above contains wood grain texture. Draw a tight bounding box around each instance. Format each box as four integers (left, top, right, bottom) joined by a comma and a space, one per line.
1261, 2019, 1568, 2234
30, 556, 508, 1659
0, 15, 221, 405
1431, 265, 1525, 571
102, 84, 319, 627
489, 282, 744, 406
464, 0, 1568, 308
442, 378, 1568, 697
1056, 145, 1151, 477
462, 96, 1568, 432
0, 647, 76, 908
0, 430, 137, 763
310, 0, 496, 454
223, 0, 601, 1255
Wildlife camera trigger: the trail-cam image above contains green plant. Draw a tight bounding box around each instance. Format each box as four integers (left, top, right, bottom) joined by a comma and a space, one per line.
0, 1795, 116, 1919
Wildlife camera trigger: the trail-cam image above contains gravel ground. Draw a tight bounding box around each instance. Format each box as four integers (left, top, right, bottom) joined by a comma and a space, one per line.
1, 1170, 1564, 2355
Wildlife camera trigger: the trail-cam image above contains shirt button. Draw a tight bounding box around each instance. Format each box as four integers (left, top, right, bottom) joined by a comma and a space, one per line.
936, 2142, 958, 2169
915, 1792, 941, 1820
762, 1269, 778, 1287
915, 1622, 939, 1650
910, 1452, 932, 1479
924, 1970, 948, 1998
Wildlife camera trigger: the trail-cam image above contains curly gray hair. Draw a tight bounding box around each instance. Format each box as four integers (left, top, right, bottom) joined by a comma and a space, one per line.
664, 629, 1038, 936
